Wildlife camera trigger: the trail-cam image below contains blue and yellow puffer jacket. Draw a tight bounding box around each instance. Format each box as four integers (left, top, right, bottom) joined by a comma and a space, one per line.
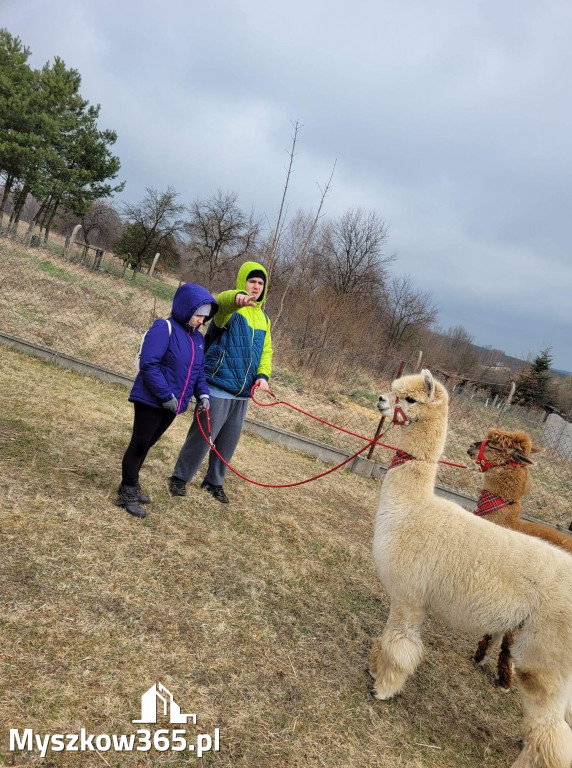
204, 261, 273, 397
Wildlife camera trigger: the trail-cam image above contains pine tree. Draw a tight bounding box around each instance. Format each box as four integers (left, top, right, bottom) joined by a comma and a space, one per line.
0, 31, 123, 238
515, 347, 554, 408
0, 30, 36, 225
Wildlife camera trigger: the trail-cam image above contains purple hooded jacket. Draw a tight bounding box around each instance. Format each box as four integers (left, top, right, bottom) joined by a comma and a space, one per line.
129, 283, 218, 414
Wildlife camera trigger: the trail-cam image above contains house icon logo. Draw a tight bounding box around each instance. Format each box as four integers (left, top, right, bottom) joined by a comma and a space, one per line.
133, 683, 196, 725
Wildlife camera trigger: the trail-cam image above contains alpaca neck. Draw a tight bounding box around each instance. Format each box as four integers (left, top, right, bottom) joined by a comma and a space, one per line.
385, 457, 439, 497
381, 416, 446, 498
483, 466, 528, 504
394, 413, 447, 465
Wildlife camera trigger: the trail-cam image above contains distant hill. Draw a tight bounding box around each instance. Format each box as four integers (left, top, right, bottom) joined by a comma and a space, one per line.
471, 346, 571, 378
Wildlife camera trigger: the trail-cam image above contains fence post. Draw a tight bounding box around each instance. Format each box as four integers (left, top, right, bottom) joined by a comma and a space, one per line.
148, 252, 160, 278
64, 224, 82, 259
497, 381, 516, 424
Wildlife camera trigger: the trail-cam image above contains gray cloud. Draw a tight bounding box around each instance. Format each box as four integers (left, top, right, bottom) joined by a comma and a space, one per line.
4, 0, 571, 369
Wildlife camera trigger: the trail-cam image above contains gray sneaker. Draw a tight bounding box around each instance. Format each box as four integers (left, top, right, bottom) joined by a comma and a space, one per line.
168, 476, 187, 497
117, 482, 150, 504
115, 484, 146, 519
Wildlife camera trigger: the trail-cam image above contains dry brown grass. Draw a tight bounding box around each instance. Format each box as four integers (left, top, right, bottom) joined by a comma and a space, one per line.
0, 237, 174, 373
0, 347, 524, 767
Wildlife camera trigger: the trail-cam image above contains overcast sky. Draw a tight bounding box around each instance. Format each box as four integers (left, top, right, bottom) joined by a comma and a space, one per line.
4, 0, 572, 371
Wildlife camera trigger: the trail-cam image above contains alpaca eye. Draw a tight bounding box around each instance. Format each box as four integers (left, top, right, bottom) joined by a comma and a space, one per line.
405, 396, 416, 404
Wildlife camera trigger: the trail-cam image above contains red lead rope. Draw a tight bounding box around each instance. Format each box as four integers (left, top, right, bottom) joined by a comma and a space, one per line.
195, 386, 468, 489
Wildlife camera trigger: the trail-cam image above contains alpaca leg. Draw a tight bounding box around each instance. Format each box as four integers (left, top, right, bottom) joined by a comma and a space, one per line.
369, 601, 425, 700
511, 669, 572, 768
497, 631, 515, 692
473, 634, 492, 664
474, 631, 503, 666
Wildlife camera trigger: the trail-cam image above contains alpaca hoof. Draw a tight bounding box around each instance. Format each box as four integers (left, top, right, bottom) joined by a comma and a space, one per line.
371, 681, 398, 700
499, 686, 511, 694
372, 687, 394, 701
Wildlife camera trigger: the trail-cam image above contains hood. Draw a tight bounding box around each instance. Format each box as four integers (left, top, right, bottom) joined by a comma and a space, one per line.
171, 283, 218, 329
236, 261, 268, 305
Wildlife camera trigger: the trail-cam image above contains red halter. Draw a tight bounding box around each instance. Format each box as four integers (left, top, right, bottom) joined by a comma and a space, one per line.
392, 397, 409, 425
475, 440, 523, 473
475, 439, 494, 472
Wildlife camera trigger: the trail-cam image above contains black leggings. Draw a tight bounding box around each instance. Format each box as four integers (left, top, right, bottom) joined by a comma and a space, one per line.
121, 402, 176, 486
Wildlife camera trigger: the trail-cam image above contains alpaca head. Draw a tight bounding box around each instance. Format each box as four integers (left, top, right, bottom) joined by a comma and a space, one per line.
467, 428, 542, 468
467, 428, 543, 500
377, 370, 449, 459
377, 369, 448, 420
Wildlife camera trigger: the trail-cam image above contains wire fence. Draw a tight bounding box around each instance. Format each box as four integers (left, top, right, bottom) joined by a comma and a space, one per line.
1, 228, 571, 529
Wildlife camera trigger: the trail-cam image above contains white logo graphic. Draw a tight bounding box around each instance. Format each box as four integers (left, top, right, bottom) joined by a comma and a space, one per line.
133, 684, 196, 725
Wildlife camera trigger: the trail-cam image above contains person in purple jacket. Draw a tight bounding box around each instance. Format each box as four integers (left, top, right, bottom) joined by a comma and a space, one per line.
115, 283, 217, 519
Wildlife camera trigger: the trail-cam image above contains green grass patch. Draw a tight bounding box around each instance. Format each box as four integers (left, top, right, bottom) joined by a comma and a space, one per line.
38, 259, 77, 282
350, 388, 378, 405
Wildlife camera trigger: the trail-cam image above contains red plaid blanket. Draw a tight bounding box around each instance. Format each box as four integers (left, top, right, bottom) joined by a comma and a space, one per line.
390, 449, 415, 469
474, 489, 513, 516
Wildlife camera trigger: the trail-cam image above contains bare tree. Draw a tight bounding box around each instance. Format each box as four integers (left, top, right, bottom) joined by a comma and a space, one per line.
322, 208, 393, 296
381, 275, 437, 351
183, 190, 260, 288
264, 120, 300, 282
78, 199, 122, 249
117, 187, 185, 275
441, 324, 479, 375
272, 162, 336, 328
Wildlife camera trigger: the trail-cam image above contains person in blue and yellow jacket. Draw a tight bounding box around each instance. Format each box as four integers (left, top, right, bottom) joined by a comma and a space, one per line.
168, 261, 273, 503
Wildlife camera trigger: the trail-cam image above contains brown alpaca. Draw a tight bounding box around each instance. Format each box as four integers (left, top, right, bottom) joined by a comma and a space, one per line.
467, 428, 572, 690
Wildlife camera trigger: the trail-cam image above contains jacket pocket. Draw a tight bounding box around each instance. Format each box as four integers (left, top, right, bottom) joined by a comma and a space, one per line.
211, 350, 226, 378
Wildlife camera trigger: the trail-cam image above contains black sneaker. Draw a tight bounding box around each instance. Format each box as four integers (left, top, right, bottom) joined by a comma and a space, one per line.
117, 482, 150, 504
135, 482, 150, 504
201, 480, 229, 504
168, 476, 187, 497
114, 484, 146, 519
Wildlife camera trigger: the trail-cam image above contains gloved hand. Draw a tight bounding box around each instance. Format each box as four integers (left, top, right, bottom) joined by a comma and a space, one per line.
197, 395, 210, 413
162, 395, 178, 413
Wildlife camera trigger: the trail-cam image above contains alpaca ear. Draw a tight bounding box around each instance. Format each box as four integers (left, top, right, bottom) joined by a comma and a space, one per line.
508, 448, 535, 465
422, 369, 435, 401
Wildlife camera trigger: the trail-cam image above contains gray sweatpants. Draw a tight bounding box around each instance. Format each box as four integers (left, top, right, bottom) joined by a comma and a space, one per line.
172, 396, 249, 487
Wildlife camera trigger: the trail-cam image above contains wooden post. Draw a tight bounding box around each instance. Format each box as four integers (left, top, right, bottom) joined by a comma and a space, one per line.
93, 249, 104, 271
148, 252, 160, 278
497, 382, 516, 423
64, 224, 82, 259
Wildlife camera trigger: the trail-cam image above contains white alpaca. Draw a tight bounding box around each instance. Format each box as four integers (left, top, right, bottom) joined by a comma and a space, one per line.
369, 370, 572, 768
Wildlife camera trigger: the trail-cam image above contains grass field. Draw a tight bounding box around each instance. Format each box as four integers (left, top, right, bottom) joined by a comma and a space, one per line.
0, 347, 524, 767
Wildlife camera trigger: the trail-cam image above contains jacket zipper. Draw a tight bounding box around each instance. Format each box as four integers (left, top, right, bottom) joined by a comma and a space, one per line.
178, 333, 196, 414
238, 321, 255, 396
